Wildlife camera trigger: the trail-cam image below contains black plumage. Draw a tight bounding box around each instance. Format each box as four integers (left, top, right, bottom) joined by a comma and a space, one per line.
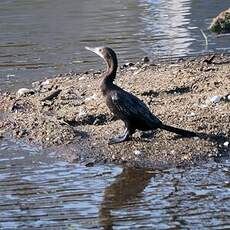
85, 46, 196, 144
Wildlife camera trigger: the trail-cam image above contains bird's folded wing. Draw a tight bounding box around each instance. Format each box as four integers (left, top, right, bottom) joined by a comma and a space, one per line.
111, 90, 162, 125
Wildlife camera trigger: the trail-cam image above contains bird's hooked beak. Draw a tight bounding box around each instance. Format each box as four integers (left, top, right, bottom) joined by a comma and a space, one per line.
85, 46, 104, 59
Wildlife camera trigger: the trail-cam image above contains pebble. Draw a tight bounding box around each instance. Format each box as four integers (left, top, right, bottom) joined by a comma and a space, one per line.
142, 56, 150, 63
123, 62, 134, 68
85, 94, 97, 101
79, 76, 85, 81
129, 66, 138, 71
85, 161, 95, 167
188, 112, 196, 116
6, 74, 15, 78
210, 95, 221, 103
223, 141, 229, 147
134, 150, 143, 156
133, 69, 143, 76
17, 88, 34, 96
41, 79, 50, 86
78, 107, 87, 118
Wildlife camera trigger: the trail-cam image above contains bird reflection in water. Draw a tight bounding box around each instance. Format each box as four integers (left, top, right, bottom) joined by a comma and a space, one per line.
99, 167, 155, 230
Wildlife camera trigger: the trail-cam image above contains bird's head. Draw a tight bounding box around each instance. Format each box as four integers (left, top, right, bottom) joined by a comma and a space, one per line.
85, 46, 118, 69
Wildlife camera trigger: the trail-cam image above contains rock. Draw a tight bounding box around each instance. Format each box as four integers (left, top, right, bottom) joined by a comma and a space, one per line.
40, 89, 62, 101
142, 56, 150, 63
17, 88, 34, 97
223, 141, 229, 147
210, 8, 230, 34
210, 95, 222, 104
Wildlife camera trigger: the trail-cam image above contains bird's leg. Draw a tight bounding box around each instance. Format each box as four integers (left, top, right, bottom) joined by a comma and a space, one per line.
108, 127, 131, 145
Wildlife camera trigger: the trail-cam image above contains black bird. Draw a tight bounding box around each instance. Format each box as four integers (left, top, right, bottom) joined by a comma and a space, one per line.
85, 46, 196, 144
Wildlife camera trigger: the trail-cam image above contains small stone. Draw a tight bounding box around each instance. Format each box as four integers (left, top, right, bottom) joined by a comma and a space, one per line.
41, 79, 50, 86
124, 62, 134, 68
85, 94, 97, 101
79, 76, 85, 81
17, 88, 34, 96
226, 94, 230, 101
133, 69, 143, 76
93, 118, 100, 125
85, 161, 95, 167
78, 107, 87, 118
142, 56, 150, 63
7, 74, 15, 78
223, 141, 229, 147
134, 150, 143, 156
210, 95, 222, 103
129, 66, 138, 71
188, 112, 196, 116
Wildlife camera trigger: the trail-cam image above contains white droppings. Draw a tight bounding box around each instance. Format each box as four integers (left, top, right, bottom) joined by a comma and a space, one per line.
210, 95, 221, 103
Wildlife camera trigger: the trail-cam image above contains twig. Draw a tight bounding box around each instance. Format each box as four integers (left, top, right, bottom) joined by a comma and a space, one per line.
199, 28, 208, 47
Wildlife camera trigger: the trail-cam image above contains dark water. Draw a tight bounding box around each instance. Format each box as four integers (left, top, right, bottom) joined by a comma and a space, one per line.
0, 139, 229, 229
0, 1, 230, 229
0, 0, 230, 91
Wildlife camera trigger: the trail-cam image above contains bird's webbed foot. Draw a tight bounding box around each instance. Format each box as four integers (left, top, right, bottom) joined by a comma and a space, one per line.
108, 129, 130, 145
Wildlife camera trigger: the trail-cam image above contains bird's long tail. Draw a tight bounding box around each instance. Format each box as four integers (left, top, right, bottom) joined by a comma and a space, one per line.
160, 124, 197, 137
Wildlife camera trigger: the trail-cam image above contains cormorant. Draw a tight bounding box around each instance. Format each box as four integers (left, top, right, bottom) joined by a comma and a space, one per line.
85, 46, 196, 144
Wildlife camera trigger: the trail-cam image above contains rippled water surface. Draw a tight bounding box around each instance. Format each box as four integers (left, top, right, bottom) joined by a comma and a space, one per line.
0, 139, 229, 229
0, 0, 230, 91
0, 1, 230, 229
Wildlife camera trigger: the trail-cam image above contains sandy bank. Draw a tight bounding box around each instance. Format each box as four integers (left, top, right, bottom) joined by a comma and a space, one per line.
0, 54, 229, 168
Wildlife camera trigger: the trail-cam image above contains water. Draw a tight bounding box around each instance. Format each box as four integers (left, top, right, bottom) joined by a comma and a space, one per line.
0, 0, 230, 91
0, 139, 229, 229
0, 1, 230, 228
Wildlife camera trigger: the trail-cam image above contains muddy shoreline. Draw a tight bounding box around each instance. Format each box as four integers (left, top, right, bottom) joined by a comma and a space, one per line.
0, 53, 229, 168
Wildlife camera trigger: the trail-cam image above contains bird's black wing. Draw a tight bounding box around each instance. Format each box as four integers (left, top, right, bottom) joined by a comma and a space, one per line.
109, 89, 162, 126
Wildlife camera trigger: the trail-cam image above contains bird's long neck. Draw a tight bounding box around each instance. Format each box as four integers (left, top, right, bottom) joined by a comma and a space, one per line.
101, 56, 118, 95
